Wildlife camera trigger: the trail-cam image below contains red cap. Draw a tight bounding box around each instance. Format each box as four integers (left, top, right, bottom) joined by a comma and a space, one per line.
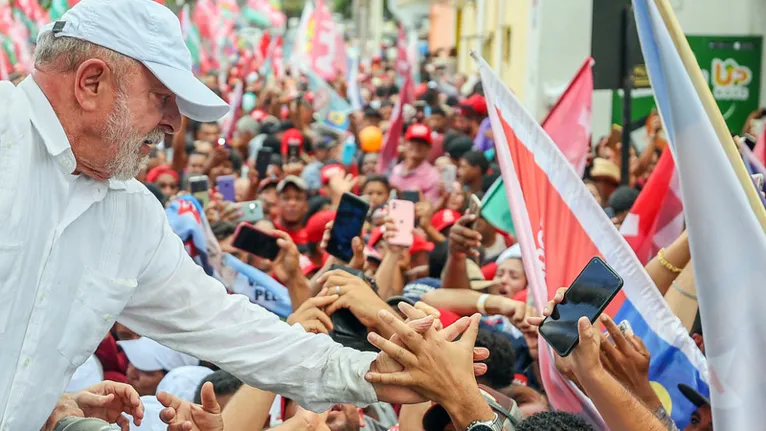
298, 254, 319, 277
430, 209, 460, 233
320, 164, 346, 185
410, 234, 435, 254
368, 227, 384, 248
459, 94, 488, 117
415, 82, 428, 98
146, 165, 179, 184
305, 210, 336, 244
481, 262, 497, 281
281, 128, 304, 156
404, 123, 433, 145
250, 109, 267, 121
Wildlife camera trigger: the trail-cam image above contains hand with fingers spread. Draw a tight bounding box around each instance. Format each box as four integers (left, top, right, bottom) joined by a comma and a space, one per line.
448, 214, 482, 258
71, 381, 144, 430
158, 381, 223, 431
599, 315, 659, 409
287, 288, 338, 334
317, 269, 390, 332
365, 309, 495, 430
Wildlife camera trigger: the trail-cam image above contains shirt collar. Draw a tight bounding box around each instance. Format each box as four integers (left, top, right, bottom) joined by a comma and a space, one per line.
19, 76, 77, 175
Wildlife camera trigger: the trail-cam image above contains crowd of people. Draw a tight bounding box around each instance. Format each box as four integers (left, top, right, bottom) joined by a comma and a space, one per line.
0, 0, 727, 430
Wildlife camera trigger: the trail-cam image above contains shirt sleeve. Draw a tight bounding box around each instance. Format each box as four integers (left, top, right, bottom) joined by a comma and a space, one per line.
118, 200, 378, 411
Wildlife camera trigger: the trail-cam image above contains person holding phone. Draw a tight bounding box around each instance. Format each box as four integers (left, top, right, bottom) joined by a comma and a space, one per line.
389, 124, 441, 202
273, 176, 310, 247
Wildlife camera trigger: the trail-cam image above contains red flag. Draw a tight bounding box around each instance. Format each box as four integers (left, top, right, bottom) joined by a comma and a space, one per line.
305, 0, 345, 81
540, 58, 594, 176
620, 149, 684, 264
395, 24, 409, 77
376, 73, 414, 174
754, 126, 766, 165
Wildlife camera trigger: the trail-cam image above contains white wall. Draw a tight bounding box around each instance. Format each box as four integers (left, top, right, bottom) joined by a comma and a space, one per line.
528, 0, 766, 141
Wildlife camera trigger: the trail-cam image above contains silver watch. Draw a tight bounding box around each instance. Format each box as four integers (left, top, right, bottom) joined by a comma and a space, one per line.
466, 413, 503, 431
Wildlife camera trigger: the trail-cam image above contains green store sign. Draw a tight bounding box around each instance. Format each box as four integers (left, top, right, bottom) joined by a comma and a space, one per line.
613, 35, 762, 136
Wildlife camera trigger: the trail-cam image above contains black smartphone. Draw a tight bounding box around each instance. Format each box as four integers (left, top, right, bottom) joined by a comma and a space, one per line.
538, 257, 624, 357
188, 175, 210, 207
287, 143, 301, 162
255, 148, 273, 179
231, 223, 281, 260
326, 193, 370, 262
400, 190, 420, 203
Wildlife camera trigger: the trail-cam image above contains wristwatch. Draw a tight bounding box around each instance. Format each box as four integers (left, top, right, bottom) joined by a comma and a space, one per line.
466, 413, 503, 431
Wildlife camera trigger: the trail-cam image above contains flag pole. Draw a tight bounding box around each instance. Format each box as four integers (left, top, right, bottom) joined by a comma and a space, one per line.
653, 0, 766, 231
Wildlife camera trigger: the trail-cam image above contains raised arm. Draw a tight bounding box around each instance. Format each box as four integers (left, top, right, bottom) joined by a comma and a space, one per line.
441, 214, 482, 290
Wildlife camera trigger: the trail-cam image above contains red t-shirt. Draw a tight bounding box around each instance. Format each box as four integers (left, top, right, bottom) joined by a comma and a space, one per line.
274, 220, 308, 246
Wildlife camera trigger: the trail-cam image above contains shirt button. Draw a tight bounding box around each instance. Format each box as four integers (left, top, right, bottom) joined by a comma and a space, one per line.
38, 293, 45, 302
104, 314, 111, 320
23, 358, 30, 367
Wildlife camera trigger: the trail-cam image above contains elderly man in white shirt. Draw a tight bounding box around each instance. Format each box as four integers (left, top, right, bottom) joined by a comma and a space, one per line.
0, 0, 432, 429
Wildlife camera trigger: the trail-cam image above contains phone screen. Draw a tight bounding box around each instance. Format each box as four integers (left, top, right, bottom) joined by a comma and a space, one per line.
287, 143, 300, 162
255, 148, 273, 179
232, 224, 281, 260
539, 257, 624, 357
189, 176, 210, 207
400, 190, 420, 203
326, 193, 370, 262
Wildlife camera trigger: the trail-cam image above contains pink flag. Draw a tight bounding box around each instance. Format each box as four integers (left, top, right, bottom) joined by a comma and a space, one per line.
395, 24, 409, 77
540, 58, 594, 176
620, 149, 684, 264
193, 0, 219, 40
305, 0, 345, 81
16, 0, 48, 26
376, 73, 414, 174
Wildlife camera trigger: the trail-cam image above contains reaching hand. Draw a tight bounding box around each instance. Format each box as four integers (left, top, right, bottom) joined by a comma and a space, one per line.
365, 308, 483, 407
43, 395, 84, 431
318, 269, 389, 330
272, 230, 302, 281
599, 315, 658, 408
569, 316, 603, 382
492, 296, 527, 328
158, 382, 223, 431
72, 381, 144, 430
414, 201, 435, 229
287, 289, 338, 334
448, 214, 481, 258
526, 287, 568, 328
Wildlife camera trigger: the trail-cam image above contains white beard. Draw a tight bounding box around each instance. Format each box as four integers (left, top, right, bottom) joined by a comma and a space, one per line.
104, 91, 165, 181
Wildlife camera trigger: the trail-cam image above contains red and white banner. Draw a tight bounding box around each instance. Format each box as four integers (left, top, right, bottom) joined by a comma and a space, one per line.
395, 24, 409, 77
620, 148, 684, 264
294, 0, 346, 81
540, 58, 594, 176
477, 52, 703, 429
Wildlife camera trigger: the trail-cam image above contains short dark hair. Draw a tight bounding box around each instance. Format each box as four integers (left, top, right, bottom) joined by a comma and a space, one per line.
430, 106, 446, 117
193, 370, 243, 404
517, 412, 595, 431
210, 221, 237, 241
462, 151, 490, 174
363, 175, 390, 191
474, 329, 516, 389
229, 149, 243, 173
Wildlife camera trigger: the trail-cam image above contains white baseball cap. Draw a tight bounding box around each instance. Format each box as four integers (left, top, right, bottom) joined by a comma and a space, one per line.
155, 365, 213, 402
118, 337, 199, 372
38, 0, 229, 122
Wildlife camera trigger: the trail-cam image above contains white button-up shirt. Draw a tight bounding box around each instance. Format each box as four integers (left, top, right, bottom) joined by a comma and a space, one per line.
0, 77, 378, 430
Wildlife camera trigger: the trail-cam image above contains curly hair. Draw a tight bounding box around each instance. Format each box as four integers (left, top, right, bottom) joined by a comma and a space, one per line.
474, 329, 516, 389
516, 411, 596, 431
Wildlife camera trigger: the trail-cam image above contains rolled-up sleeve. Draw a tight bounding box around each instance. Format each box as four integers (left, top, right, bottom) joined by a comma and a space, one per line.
118, 202, 378, 411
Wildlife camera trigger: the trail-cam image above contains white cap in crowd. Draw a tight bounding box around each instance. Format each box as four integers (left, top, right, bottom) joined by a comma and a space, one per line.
66, 354, 104, 393
129, 396, 165, 431
155, 365, 214, 402
38, 0, 229, 122
117, 337, 199, 372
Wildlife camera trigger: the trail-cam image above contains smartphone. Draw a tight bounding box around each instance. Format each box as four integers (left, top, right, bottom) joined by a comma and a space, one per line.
287, 143, 301, 162
326, 192, 371, 262
604, 320, 634, 346
441, 164, 457, 186
217, 137, 229, 149
468, 194, 482, 229
255, 148, 273, 179
539, 257, 624, 357
388, 199, 414, 247
238, 200, 264, 224
400, 190, 420, 203
188, 175, 210, 208
217, 175, 236, 202
231, 223, 281, 260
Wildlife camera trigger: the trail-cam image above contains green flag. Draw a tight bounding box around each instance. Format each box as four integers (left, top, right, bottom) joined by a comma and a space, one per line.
48, 0, 69, 21
481, 177, 515, 236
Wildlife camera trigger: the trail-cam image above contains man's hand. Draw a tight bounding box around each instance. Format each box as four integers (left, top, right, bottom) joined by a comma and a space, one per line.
272, 230, 301, 281
318, 269, 389, 330
486, 295, 527, 328
43, 395, 84, 431
319, 221, 365, 269
327, 173, 356, 204
71, 381, 144, 430
448, 214, 481, 258
287, 289, 338, 334
600, 315, 659, 409
414, 200, 435, 229
158, 381, 223, 431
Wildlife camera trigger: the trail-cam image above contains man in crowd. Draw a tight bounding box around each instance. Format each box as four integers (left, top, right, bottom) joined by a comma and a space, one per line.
119, 337, 199, 397
389, 123, 441, 201
274, 176, 310, 247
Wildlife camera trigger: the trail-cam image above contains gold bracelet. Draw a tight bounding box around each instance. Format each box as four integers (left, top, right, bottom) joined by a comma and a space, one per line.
657, 248, 682, 273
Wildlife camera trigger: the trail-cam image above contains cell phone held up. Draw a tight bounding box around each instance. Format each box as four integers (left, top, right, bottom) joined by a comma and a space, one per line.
468, 194, 482, 229
326, 192, 370, 262
231, 223, 281, 261
188, 175, 210, 208
538, 256, 624, 357
387, 199, 414, 247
